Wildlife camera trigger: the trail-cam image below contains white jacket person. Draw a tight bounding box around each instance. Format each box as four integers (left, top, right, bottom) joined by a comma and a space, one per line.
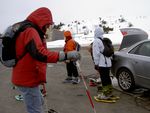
92, 27, 112, 68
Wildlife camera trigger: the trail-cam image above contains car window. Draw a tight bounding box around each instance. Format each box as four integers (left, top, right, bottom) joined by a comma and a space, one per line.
129, 41, 150, 57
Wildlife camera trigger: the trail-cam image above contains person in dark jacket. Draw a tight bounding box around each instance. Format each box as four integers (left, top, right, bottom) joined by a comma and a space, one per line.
12, 7, 80, 113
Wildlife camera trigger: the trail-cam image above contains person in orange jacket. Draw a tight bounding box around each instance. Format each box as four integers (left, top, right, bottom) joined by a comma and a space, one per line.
12, 7, 80, 113
63, 31, 80, 84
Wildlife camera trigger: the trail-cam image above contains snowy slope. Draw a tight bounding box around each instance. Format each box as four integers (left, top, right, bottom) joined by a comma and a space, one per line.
47, 16, 150, 48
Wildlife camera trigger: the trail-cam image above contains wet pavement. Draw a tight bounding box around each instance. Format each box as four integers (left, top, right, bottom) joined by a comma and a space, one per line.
0, 47, 150, 113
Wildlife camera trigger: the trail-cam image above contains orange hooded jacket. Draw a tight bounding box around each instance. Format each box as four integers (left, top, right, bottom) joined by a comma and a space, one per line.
63, 31, 76, 52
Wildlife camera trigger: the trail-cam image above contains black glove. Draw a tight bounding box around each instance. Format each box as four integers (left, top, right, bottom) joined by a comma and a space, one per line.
59, 51, 81, 62
94, 65, 99, 70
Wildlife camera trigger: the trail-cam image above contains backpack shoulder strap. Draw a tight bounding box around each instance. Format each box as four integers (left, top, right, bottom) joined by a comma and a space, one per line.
14, 20, 44, 61
14, 20, 44, 39
98, 37, 103, 41
19, 20, 45, 39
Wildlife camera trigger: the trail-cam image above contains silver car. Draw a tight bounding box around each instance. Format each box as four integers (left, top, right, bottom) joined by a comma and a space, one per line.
111, 28, 150, 92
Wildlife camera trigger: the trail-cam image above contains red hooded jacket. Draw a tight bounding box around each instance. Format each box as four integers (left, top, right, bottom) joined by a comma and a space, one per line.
12, 7, 59, 87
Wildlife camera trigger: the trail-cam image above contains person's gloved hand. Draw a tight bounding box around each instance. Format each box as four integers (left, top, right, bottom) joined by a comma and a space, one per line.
94, 65, 99, 70
59, 51, 81, 62
67, 51, 81, 61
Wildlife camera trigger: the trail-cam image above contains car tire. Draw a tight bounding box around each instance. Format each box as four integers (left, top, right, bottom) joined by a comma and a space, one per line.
117, 68, 135, 92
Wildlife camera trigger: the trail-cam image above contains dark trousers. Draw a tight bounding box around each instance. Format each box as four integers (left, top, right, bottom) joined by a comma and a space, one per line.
98, 67, 112, 86
66, 61, 79, 77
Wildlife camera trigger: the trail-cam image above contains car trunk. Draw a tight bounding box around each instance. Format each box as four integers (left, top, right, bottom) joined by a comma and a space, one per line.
119, 28, 148, 50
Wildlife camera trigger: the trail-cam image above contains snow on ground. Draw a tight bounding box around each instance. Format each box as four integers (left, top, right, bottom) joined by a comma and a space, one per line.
47, 40, 65, 48
46, 30, 123, 48
46, 37, 94, 48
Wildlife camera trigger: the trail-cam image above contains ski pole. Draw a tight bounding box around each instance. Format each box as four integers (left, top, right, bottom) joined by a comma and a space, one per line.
76, 61, 97, 113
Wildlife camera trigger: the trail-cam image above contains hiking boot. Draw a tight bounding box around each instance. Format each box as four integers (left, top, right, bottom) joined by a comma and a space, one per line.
63, 77, 72, 83
102, 85, 113, 95
72, 77, 80, 84
96, 93, 111, 100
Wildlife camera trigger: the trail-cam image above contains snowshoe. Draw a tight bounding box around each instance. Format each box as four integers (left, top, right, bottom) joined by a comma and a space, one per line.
94, 96, 116, 103
109, 95, 120, 100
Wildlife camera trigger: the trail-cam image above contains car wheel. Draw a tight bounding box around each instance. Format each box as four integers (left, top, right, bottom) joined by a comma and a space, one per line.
117, 68, 135, 92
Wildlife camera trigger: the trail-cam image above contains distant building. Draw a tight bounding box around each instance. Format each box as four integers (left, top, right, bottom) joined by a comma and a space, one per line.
46, 29, 64, 42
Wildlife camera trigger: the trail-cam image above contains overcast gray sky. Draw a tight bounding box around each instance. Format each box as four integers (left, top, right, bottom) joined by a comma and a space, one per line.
0, 0, 150, 32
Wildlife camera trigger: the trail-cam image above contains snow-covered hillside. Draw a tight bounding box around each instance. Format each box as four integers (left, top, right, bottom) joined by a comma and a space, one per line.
47, 16, 150, 48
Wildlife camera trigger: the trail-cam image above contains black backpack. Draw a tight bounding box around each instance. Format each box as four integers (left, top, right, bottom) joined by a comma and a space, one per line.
0, 20, 43, 67
99, 37, 114, 57
75, 41, 81, 51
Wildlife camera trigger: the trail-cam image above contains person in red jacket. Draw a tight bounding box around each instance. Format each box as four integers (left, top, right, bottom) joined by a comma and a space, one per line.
63, 31, 80, 84
12, 7, 80, 113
